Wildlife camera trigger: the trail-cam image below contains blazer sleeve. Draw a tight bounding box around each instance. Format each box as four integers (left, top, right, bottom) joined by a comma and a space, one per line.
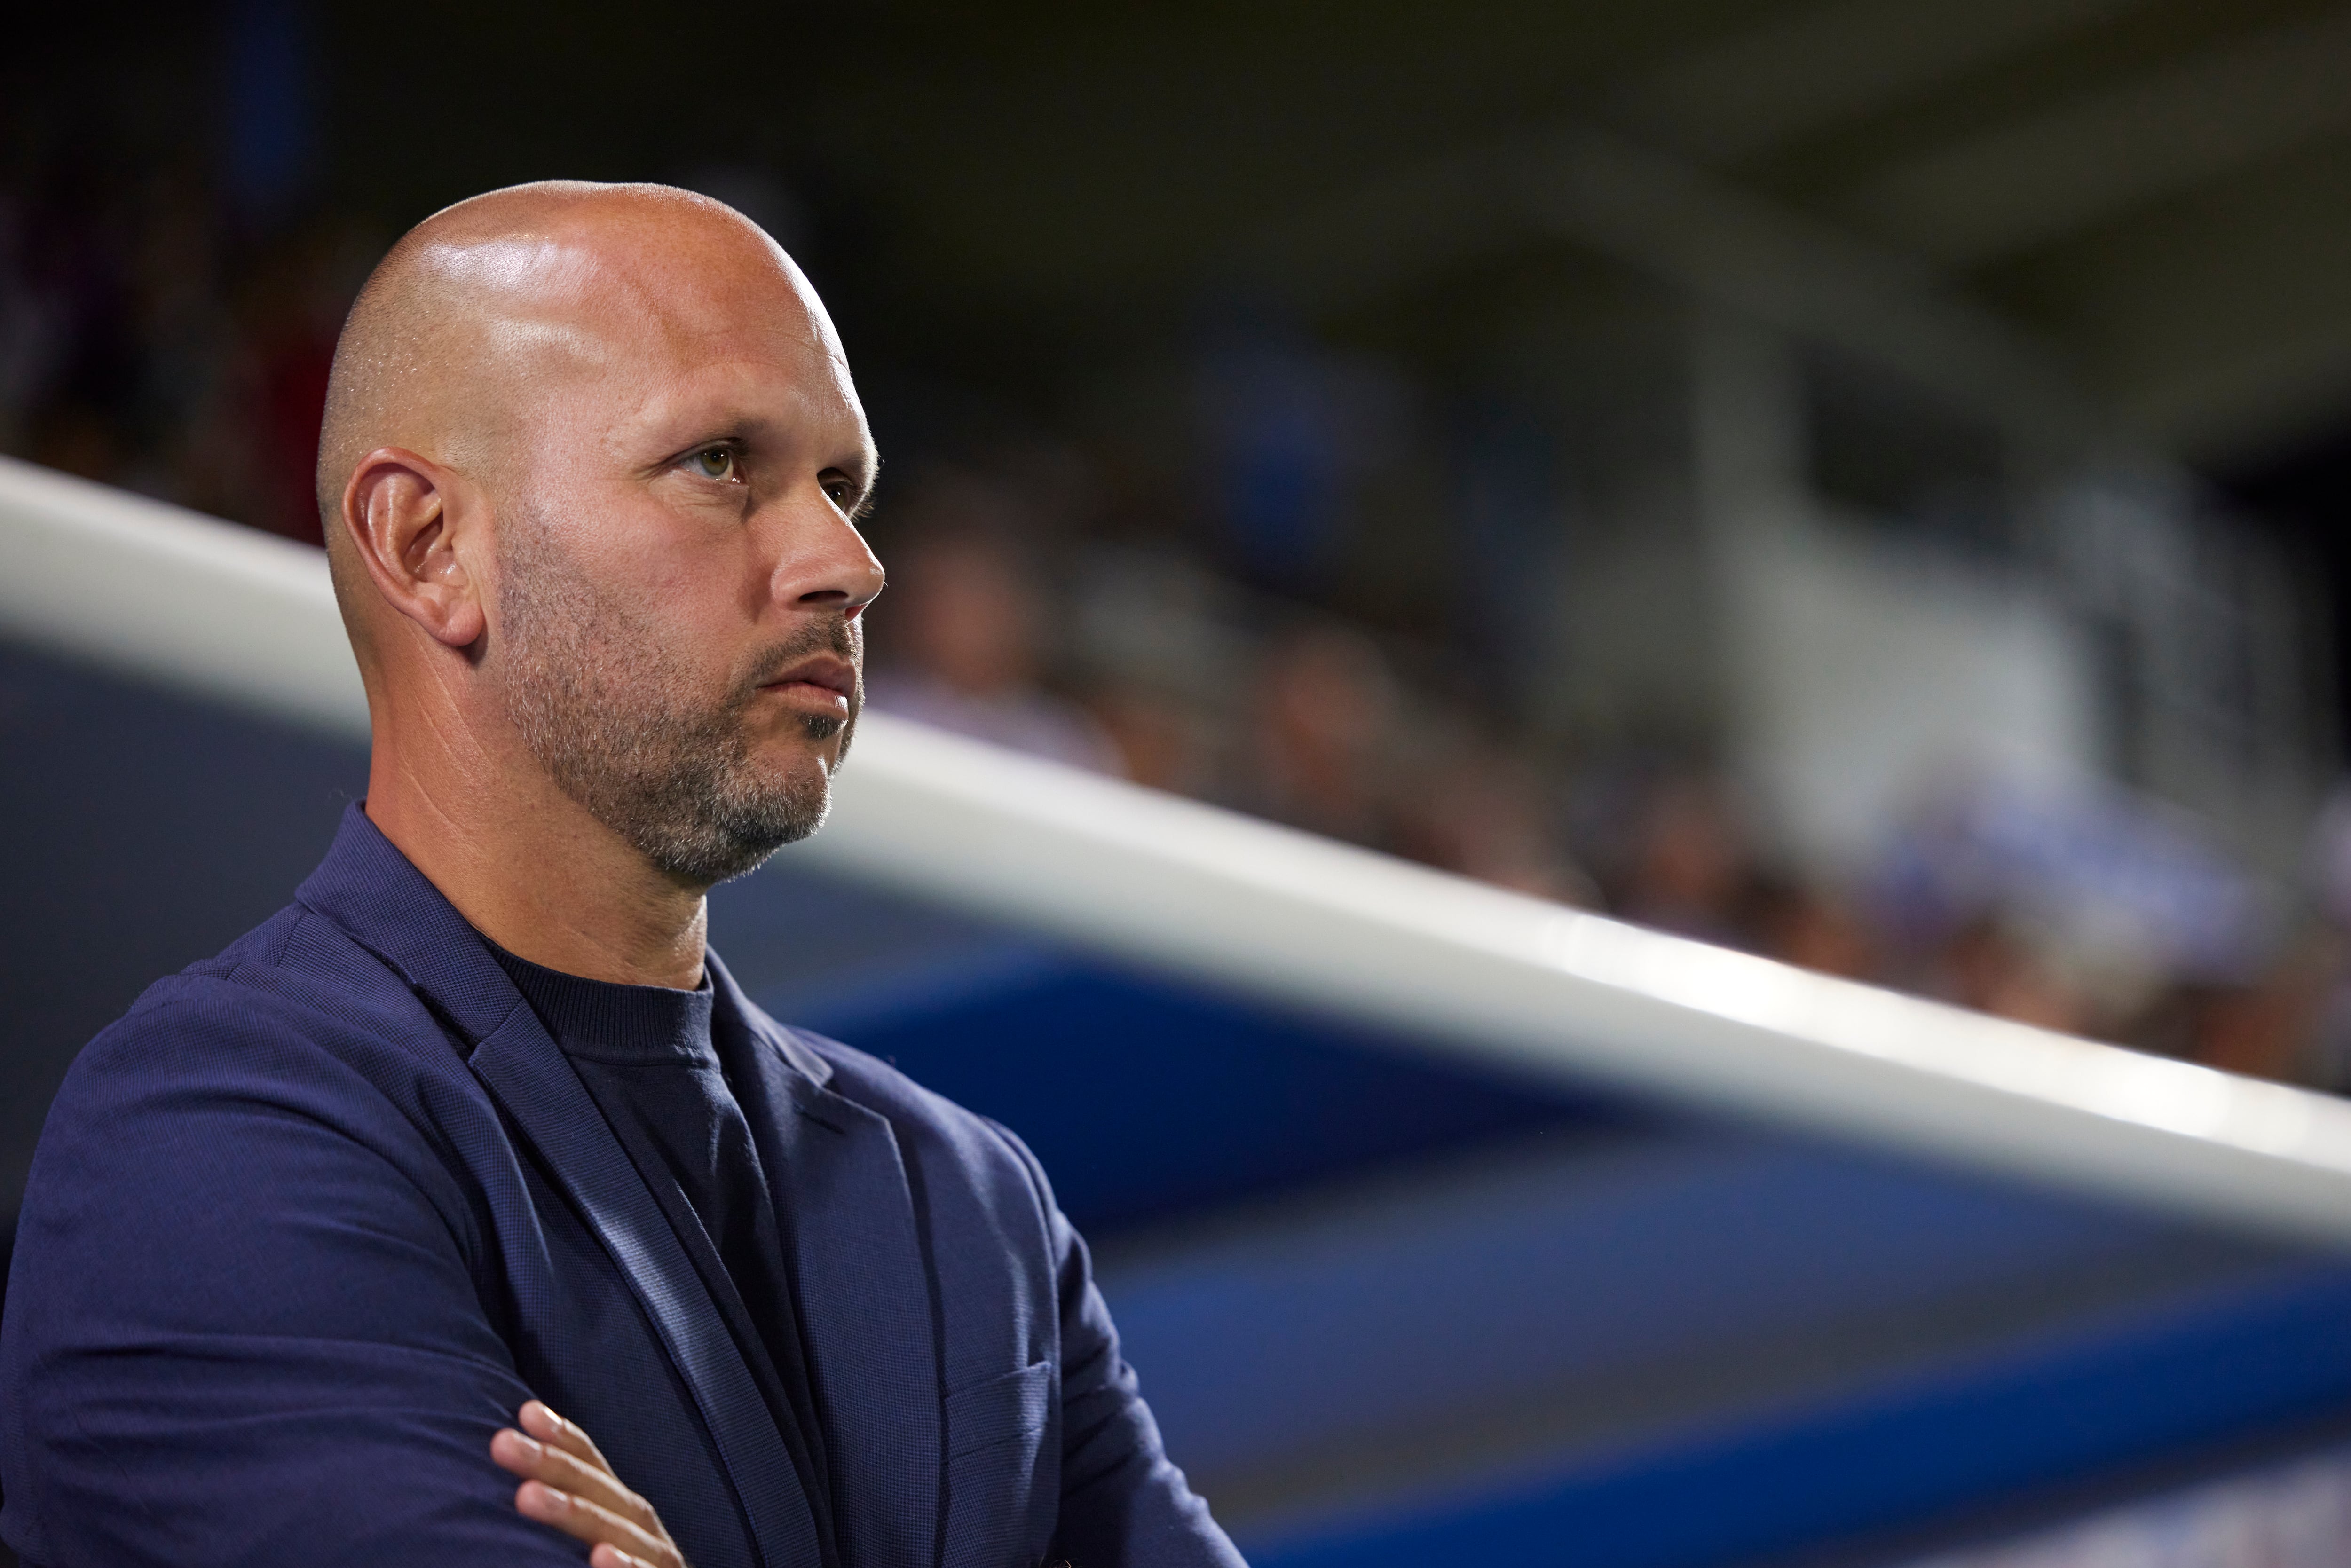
984, 1127, 1248, 1568
0, 988, 585, 1568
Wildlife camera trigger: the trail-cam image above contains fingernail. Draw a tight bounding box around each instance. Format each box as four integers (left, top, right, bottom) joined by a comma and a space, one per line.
515, 1434, 544, 1459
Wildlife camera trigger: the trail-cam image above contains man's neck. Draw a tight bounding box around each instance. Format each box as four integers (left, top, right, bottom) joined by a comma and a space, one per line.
363, 728, 710, 991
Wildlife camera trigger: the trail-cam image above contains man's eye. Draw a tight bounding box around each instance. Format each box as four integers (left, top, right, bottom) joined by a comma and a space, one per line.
686, 446, 737, 481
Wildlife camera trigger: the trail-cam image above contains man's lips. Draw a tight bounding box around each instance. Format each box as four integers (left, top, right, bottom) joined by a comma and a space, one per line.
759, 654, 857, 711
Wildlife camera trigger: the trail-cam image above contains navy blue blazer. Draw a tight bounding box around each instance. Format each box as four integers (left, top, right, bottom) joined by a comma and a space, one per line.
0, 807, 1242, 1568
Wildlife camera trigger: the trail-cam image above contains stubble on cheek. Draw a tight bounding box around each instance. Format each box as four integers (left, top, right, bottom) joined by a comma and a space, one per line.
492, 510, 855, 884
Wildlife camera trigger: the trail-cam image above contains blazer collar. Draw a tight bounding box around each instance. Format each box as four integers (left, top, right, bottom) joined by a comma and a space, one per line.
294, 803, 833, 1091
709, 949, 834, 1089
294, 804, 523, 1047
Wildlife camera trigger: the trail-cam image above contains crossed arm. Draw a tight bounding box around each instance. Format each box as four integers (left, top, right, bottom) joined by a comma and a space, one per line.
2, 1003, 1226, 1566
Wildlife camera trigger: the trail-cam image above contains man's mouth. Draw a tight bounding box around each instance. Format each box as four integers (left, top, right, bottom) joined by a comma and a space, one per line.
759, 654, 858, 715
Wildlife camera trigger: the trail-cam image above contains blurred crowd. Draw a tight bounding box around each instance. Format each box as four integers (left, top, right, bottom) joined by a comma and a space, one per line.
0, 155, 373, 543
861, 485, 2351, 1094
7, 158, 2351, 1095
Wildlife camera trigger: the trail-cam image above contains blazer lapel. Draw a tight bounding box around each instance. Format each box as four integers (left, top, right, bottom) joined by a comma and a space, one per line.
295, 809, 823, 1568
716, 959, 943, 1568
470, 1001, 826, 1568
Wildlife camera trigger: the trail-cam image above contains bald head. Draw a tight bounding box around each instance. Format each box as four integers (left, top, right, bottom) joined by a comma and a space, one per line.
318, 181, 855, 646
317, 178, 885, 898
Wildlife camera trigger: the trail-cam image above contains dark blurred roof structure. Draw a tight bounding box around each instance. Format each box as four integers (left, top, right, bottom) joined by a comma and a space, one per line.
345, 0, 2348, 473
11, 0, 2350, 462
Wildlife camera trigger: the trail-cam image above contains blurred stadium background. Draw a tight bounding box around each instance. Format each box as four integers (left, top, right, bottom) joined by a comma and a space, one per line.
14, 1, 2351, 1563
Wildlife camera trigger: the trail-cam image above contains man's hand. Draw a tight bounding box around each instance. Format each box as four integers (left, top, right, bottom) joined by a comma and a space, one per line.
492, 1400, 687, 1568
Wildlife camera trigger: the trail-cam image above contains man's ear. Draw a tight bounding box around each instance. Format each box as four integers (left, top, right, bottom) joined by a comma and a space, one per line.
339, 447, 488, 650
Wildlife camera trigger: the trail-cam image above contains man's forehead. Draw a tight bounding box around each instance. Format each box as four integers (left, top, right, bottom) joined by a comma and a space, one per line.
421, 218, 844, 374
611, 349, 872, 455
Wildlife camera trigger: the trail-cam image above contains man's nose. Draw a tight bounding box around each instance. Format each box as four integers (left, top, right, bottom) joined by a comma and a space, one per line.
773, 495, 887, 616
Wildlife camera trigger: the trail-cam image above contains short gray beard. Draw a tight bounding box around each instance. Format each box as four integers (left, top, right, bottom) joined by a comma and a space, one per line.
494, 510, 859, 885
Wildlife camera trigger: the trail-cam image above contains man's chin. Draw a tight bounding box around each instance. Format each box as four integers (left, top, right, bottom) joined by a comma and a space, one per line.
809, 708, 854, 763
658, 796, 826, 886
731, 758, 840, 849
757, 713, 854, 776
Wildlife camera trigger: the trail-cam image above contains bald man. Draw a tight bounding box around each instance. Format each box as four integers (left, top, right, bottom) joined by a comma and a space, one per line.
0, 183, 1243, 1568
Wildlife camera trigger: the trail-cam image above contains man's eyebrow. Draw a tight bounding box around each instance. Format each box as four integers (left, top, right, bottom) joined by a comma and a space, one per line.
848, 457, 883, 522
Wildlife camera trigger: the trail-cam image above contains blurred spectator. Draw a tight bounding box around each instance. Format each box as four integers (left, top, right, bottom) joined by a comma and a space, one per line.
2195, 960, 2326, 1082
1744, 875, 1877, 980
233, 217, 372, 543
1929, 911, 2087, 1035
1236, 623, 1405, 847
1615, 774, 1754, 946
122, 162, 241, 509
2288, 789, 2351, 1089
0, 188, 49, 453
866, 484, 1123, 775
1400, 739, 1592, 904
11, 143, 141, 488
1873, 776, 2269, 1041
1087, 682, 1222, 797
0, 138, 363, 542
1069, 544, 1248, 796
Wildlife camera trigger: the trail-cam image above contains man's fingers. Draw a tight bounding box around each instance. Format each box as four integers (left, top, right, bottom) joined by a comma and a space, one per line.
520, 1399, 613, 1473
498, 1403, 684, 1567
492, 1429, 659, 1533
513, 1480, 684, 1568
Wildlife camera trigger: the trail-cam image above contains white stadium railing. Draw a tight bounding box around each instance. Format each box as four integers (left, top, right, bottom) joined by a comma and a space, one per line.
8, 450, 2351, 1248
